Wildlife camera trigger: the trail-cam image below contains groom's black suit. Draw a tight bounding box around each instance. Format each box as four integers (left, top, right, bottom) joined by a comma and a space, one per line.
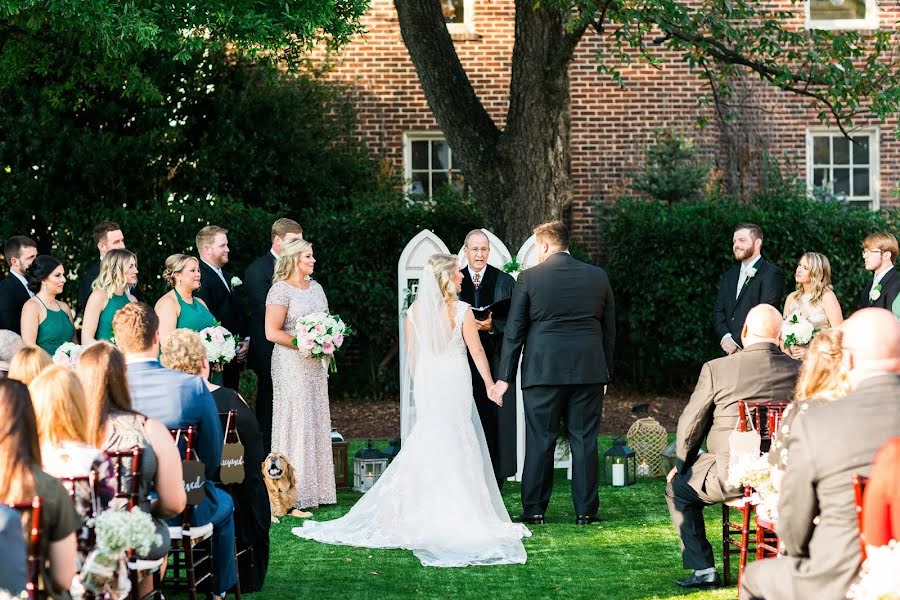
459, 264, 517, 485
711, 257, 783, 348
498, 252, 615, 518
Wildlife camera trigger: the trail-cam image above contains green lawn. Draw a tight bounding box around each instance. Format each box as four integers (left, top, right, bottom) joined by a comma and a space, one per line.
240, 437, 736, 600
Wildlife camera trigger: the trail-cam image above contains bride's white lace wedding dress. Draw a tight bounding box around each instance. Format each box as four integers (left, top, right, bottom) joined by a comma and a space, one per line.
292, 287, 530, 567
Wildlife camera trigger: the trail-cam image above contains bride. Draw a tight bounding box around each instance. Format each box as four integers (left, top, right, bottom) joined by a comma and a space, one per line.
292, 253, 531, 567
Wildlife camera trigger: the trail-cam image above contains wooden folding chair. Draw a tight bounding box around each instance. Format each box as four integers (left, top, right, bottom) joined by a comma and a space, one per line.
8, 496, 43, 600
217, 410, 251, 600
852, 473, 870, 562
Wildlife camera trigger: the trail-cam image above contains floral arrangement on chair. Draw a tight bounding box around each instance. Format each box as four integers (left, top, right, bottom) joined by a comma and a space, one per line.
847, 540, 900, 600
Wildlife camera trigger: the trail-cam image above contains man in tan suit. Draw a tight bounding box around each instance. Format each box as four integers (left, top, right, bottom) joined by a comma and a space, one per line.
741, 309, 900, 600
666, 305, 800, 588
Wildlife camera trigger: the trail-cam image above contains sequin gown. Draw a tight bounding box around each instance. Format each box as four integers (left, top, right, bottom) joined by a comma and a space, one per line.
266, 280, 336, 508
784, 292, 832, 331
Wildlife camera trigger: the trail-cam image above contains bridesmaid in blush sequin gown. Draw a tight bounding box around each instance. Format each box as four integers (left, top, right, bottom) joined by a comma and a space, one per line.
264, 238, 336, 511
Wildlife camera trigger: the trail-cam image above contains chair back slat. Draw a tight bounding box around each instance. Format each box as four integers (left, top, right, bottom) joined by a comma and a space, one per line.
8, 496, 43, 599
169, 425, 197, 460
105, 446, 143, 509
61, 469, 102, 556
218, 410, 238, 444
741, 400, 791, 450
852, 473, 869, 562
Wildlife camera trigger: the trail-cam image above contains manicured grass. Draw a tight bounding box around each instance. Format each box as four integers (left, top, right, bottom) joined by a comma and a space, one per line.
239, 437, 736, 599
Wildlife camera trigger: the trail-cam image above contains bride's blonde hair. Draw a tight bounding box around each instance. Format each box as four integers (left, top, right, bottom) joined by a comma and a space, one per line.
425, 254, 459, 308
273, 238, 312, 284
795, 252, 832, 303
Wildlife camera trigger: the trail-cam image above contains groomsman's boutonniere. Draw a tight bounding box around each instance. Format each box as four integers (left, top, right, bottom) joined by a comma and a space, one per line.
742, 266, 758, 288
231, 276, 242, 288
870, 283, 882, 302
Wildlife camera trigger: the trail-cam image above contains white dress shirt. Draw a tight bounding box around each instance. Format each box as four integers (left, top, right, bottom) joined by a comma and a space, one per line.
873, 265, 894, 288
468, 265, 487, 288
202, 259, 230, 291
736, 255, 762, 299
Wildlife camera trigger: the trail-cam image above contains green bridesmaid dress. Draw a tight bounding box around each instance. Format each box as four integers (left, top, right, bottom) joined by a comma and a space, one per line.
96, 293, 131, 341
173, 289, 221, 383
35, 297, 75, 356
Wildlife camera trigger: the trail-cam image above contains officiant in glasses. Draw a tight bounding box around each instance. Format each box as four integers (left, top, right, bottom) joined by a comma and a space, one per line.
459, 230, 517, 488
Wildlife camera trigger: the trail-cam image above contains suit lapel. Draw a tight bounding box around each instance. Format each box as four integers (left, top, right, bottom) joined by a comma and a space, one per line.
734, 259, 764, 309
201, 260, 230, 295
460, 268, 477, 307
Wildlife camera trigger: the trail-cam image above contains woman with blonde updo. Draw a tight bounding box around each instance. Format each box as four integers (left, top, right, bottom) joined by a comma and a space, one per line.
154, 254, 216, 342
782, 252, 843, 359
7, 345, 52, 385
264, 237, 334, 512
81, 249, 139, 344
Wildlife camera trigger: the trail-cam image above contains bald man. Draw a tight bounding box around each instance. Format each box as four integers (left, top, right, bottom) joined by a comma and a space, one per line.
666, 305, 800, 589
741, 309, 900, 600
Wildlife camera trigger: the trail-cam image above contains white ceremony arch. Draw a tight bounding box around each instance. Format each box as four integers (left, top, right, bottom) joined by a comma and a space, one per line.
397, 230, 450, 442
456, 228, 513, 270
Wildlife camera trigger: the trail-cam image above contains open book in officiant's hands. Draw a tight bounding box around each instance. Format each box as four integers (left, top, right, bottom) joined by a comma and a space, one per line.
471, 297, 511, 321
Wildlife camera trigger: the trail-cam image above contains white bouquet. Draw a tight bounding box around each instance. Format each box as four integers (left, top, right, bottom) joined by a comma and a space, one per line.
52, 342, 84, 369
198, 324, 237, 367
293, 312, 351, 372
81, 507, 162, 593
847, 541, 900, 600
728, 452, 779, 520
782, 314, 817, 348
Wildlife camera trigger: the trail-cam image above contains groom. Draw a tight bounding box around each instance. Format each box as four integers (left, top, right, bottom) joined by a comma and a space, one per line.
490, 221, 615, 525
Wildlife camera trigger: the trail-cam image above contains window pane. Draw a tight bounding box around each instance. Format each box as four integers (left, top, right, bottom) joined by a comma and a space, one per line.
411, 141, 429, 170
852, 136, 870, 165
432, 172, 449, 192
813, 168, 829, 187
853, 168, 870, 196
432, 140, 450, 171
833, 168, 850, 195
410, 172, 429, 196
809, 0, 866, 20
813, 137, 830, 164
832, 137, 850, 165
442, 0, 465, 24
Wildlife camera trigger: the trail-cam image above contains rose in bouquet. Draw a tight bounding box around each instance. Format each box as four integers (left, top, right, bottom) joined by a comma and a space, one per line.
198, 324, 237, 368
782, 314, 817, 348
292, 312, 352, 372
53, 342, 84, 369
81, 507, 162, 593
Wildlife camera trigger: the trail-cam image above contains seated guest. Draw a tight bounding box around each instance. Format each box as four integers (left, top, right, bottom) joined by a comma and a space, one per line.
0, 236, 37, 333
741, 308, 900, 600
77, 342, 184, 595
769, 328, 850, 487
112, 303, 236, 598
21, 256, 75, 356
0, 504, 27, 594
81, 249, 139, 344
666, 305, 800, 589
7, 345, 52, 385
0, 329, 23, 376
862, 436, 900, 547
0, 379, 79, 599
161, 329, 270, 591
155, 254, 216, 343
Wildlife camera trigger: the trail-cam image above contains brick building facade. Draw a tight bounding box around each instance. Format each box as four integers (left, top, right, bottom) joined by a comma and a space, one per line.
320, 0, 899, 252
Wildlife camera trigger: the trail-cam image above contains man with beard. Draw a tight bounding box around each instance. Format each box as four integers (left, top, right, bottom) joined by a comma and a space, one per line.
459, 229, 517, 488
711, 224, 784, 355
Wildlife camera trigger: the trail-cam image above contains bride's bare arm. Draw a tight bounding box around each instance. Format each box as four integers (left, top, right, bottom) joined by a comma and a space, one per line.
462, 308, 495, 390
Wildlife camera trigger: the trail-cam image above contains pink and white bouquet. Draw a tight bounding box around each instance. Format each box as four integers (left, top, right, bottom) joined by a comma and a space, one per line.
198, 324, 237, 367
293, 312, 351, 372
53, 342, 84, 369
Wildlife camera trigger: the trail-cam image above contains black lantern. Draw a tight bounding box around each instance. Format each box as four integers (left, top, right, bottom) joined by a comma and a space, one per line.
603, 438, 637, 486
380, 438, 402, 462
353, 440, 389, 493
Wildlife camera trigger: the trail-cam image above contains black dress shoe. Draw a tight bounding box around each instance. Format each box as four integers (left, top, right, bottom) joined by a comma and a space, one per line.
516, 514, 545, 525
575, 514, 604, 525
675, 571, 721, 588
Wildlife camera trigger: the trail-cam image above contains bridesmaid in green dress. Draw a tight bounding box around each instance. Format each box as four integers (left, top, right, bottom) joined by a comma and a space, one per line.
20, 256, 76, 356
81, 249, 139, 344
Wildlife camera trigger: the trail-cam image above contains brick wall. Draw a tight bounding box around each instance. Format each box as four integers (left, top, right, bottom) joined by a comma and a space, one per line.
318, 0, 899, 255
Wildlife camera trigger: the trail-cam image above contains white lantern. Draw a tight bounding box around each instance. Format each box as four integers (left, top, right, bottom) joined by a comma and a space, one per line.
353, 440, 389, 493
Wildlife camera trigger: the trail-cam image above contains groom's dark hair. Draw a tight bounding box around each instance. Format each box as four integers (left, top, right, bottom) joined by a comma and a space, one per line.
734, 223, 763, 241
534, 221, 569, 250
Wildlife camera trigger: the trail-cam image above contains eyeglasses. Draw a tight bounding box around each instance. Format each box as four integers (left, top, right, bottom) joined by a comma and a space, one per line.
862, 249, 883, 257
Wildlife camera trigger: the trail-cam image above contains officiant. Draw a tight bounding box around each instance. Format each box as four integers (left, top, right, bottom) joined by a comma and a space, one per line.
459, 230, 517, 488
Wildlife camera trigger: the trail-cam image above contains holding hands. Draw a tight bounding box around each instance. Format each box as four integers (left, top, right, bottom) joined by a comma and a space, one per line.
487, 380, 509, 406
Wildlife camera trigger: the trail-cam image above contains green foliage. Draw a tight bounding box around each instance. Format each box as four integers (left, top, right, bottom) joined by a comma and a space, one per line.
603, 184, 898, 388
632, 128, 709, 204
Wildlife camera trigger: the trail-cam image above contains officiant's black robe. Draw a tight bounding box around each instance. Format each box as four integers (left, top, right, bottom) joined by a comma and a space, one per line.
460, 264, 517, 483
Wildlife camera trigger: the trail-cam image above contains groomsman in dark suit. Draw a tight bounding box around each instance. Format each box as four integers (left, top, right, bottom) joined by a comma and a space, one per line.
244, 218, 303, 452
711, 224, 784, 355
858, 232, 900, 311
195, 225, 249, 390
666, 305, 799, 589
458, 230, 516, 488
491, 221, 615, 525
741, 308, 900, 600
77, 222, 136, 315
0, 236, 38, 333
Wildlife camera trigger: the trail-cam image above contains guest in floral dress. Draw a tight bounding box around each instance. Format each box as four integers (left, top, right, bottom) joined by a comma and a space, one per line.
781, 252, 843, 360
265, 238, 335, 512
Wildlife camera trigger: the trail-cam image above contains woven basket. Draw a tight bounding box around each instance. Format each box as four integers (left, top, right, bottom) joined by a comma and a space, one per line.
626, 417, 668, 477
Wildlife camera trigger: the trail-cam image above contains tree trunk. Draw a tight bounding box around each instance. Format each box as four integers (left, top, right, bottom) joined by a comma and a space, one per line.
394, 0, 581, 248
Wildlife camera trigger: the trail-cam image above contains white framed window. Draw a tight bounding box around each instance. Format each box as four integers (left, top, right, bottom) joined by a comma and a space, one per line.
805, 0, 878, 30
403, 133, 465, 198
442, 0, 475, 34
806, 127, 879, 209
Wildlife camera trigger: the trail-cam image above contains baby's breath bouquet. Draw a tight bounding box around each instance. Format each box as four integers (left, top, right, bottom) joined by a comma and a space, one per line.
81, 507, 161, 593
727, 452, 779, 521
847, 541, 900, 600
